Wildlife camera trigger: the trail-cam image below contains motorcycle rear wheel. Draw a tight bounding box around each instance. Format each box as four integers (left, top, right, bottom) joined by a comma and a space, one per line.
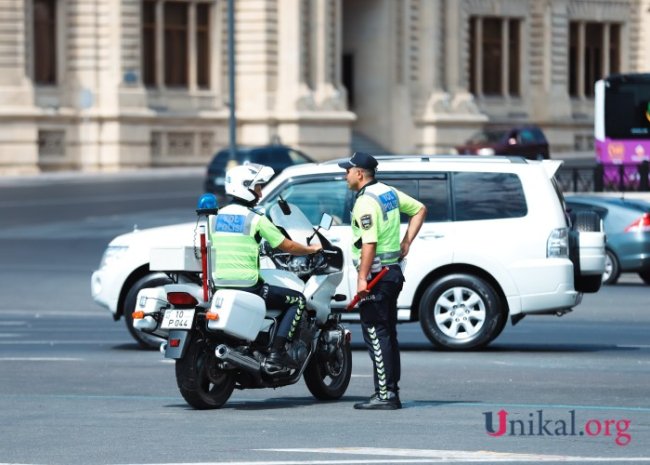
304, 337, 352, 400
175, 338, 235, 409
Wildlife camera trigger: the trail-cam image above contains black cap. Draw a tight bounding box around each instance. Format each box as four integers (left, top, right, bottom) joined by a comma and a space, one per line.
338, 152, 378, 170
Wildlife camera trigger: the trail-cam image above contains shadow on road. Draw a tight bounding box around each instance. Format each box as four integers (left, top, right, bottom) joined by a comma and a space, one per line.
350, 342, 642, 353
110, 341, 642, 354
164, 397, 483, 410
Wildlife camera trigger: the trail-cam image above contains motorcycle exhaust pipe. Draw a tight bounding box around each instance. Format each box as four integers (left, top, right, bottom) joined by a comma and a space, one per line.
215, 344, 261, 373
323, 328, 351, 345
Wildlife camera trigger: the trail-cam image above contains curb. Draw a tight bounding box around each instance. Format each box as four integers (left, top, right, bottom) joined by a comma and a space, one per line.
0, 166, 205, 187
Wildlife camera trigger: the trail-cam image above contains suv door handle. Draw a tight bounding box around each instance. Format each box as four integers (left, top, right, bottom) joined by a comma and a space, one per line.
419, 232, 445, 240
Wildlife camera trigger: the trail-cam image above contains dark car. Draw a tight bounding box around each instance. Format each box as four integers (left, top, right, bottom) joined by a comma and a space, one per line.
203, 145, 313, 194
565, 195, 650, 284
455, 125, 550, 160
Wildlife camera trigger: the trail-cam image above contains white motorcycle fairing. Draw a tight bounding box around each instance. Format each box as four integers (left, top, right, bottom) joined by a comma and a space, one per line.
205, 268, 343, 341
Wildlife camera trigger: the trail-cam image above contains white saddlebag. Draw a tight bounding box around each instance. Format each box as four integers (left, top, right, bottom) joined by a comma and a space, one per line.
207, 289, 265, 341
133, 287, 168, 332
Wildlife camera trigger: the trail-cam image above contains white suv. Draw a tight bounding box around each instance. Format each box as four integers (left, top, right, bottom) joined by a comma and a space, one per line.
91, 156, 605, 350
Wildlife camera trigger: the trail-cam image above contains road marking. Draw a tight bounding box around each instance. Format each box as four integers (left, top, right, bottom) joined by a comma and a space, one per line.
0, 309, 110, 317
0, 190, 200, 208
0, 340, 130, 345
258, 448, 650, 462
433, 401, 650, 413
20, 447, 646, 465
0, 357, 83, 362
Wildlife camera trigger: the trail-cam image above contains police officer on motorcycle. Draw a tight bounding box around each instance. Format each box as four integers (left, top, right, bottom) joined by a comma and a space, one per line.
211, 163, 322, 371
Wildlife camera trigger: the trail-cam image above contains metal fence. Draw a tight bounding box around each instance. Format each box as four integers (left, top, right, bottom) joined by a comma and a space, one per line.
556, 161, 650, 193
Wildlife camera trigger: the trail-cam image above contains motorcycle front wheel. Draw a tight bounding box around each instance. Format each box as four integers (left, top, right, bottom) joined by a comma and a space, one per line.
175, 337, 235, 409
303, 335, 352, 400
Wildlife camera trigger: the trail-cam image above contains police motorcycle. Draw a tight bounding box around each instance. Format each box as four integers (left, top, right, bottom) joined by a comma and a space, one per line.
132, 193, 352, 409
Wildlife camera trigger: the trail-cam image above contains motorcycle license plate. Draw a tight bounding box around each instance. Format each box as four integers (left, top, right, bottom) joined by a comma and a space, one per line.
161, 309, 195, 329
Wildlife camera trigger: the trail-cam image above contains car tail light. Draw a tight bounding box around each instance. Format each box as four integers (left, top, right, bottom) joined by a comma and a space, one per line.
547, 228, 569, 258
624, 213, 650, 233
167, 292, 198, 307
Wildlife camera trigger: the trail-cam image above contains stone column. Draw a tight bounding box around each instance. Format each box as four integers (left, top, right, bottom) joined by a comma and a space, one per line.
0, 0, 38, 173
638, 0, 650, 71
63, 0, 121, 170
528, 0, 572, 151
312, 0, 345, 110
276, 0, 313, 113
274, 0, 353, 160
417, 0, 486, 154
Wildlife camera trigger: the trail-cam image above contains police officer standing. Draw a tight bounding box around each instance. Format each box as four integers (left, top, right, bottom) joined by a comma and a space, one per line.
339, 152, 426, 410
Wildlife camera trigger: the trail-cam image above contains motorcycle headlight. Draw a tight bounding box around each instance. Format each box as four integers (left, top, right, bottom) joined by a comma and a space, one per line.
99, 245, 129, 269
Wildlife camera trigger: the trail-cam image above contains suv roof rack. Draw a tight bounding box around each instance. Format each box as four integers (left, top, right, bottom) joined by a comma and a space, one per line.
322, 154, 530, 165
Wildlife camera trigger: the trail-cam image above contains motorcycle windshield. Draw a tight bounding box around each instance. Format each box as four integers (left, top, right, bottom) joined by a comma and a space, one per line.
267, 201, 319, 246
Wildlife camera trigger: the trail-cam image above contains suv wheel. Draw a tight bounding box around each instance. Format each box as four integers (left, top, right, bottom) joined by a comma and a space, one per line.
419, 274, 504, 350
123, 273, 172, 349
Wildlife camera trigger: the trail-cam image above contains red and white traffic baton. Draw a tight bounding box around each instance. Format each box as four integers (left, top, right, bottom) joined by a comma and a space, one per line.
346, 266, 389, 311
199, 225, 209, 302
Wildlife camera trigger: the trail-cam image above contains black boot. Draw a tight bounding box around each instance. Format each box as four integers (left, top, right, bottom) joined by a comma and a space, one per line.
264, 336, 297, 372
354, 391, 401, 410
265, 349, 298, 372
368, 391, 402, 408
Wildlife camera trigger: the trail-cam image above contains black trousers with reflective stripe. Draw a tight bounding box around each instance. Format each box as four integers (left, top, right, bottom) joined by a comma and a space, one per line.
359, 266, 404, 397
240, 282, 306, 342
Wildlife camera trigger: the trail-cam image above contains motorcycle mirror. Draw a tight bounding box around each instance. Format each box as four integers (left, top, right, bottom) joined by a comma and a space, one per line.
278, 196, 292, 215
319, 213, 333, 231
306, 213, 333, 245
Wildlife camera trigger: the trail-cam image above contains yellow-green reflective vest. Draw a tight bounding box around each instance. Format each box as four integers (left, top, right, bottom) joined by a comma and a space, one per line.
210, 203, 284, 287
351, 181, 423, 265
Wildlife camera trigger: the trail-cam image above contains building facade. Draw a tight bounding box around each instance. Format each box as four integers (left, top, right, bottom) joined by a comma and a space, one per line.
0, 0, 649, 173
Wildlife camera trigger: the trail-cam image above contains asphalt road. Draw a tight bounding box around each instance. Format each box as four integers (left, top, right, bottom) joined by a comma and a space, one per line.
0, 171, 649, 465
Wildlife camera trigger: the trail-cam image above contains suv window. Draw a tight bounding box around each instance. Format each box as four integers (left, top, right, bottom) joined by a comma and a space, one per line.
453, 172, 527, 221
263, 179, 352, 226
381, 174, 450, 223
418, 174, 451, 222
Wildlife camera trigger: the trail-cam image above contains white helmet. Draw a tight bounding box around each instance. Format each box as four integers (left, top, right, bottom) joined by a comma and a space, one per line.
225, 163, 275, 203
